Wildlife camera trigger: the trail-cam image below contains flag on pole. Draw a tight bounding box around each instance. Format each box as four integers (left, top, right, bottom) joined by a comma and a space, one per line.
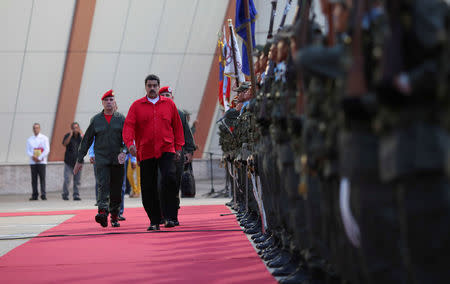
218, 29, 226, 108
218, 26, 231, 110
235, 0, 258, 76
224, 22, 245, 84
223, 76, 231, 111
222, 26, 231, 111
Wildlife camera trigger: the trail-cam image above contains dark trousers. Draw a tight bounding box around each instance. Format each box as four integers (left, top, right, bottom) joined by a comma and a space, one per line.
174, 151, 185, 214
359, 182, 406, 284
396, 174, 450, 284
93, 163, 98, 202
96, 164, 124, 216
30, 164, 46, 198
120, 159, 131, 215
140, 152, 177, 225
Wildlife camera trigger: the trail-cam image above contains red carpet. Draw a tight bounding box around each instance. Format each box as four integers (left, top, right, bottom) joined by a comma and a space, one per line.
0, 205, 276, 283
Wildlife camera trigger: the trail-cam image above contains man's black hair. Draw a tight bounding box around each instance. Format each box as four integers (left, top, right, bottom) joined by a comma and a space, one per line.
145, 74, 160, 85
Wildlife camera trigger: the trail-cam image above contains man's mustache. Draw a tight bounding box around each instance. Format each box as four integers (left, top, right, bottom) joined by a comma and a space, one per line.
150, 90, 156, 93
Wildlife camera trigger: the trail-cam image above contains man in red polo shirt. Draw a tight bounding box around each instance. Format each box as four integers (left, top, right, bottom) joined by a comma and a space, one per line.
123, 74, 184, 230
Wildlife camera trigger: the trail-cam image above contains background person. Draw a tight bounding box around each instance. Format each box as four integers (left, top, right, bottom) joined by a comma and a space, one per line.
26, 123, 50, 201
127, 154, 141, 198
61, 122, 83, 201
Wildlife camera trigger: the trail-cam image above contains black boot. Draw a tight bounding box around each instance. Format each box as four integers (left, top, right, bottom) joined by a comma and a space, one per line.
268, 251, 291, 268
95, 209, 108, 228
262, 246, 281, 261
111, 215, 120, 227
254, 232, 271, 243
244, 223, 261, 234
251, 231, 263, 240
272, 261, 298, 277
256, 235, 275, 250
165, 220, 175, 228
147, 224, 160, 231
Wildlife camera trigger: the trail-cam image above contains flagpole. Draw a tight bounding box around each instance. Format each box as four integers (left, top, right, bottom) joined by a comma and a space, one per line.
243, 0, 256, 97
228, 19, 240, 88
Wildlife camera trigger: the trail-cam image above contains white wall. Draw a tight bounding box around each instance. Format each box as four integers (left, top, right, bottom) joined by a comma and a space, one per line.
74, 0, 229, 133
0, 0, 76, 163
0, 0, 307, 164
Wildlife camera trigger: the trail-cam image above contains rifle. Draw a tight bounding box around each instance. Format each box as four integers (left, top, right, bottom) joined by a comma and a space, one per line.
278, 0, 294, 31
267, 0, 278, 39
243, 0, 257, 98
346, 0, 368, 98
325, 0, 335, 46
295, 0, 312, 116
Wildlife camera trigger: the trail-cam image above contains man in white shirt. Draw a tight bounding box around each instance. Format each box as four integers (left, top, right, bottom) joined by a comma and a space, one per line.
26, 123, 50, 200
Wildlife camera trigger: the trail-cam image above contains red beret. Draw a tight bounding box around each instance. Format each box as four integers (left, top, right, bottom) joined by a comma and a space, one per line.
101, 89, 114, 100
158, 86, 172, 95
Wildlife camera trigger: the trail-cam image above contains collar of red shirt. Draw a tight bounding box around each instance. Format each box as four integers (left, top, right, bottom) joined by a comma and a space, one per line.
139, 95, 170, 104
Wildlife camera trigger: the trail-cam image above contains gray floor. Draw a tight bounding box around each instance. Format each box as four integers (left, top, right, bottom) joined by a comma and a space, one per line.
0, 178, 231, 257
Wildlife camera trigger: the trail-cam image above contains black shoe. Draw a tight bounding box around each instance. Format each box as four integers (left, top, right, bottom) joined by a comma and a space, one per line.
241, 221, 258, 229
111, 215, 120, 227
147, 224, 160, 231
164, 220, 175, 228
259, 242, 278, 256
244, 225, 261, 235
251, 232, 263, 240
268, 252, 291, 268
62, 196, 69, 201
257, 237, 274, 250
118, 215, 126, 221
254, 233, 270, 243
262, 248, 281, 261
29, 197, 38, 201
95, 210, 108, 228
41, 196, 47, 200
237, 211, 250, 221
73, 196, 81, 201
272, 261, 297, 277
173, 220, 180, 226
159, 219, 165, 225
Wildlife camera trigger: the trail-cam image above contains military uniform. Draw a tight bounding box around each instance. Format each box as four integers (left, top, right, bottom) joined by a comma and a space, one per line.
374, 1, 450, 283
77, 110, 126, 225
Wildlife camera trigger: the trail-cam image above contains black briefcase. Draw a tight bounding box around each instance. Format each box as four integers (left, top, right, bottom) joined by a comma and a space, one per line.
181, 163, 196, 197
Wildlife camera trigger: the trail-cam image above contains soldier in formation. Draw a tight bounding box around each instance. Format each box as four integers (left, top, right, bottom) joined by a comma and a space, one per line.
219, 0, 450, 283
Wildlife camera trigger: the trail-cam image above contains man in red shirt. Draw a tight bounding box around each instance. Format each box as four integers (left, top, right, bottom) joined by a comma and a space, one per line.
123, 74, 184, 230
